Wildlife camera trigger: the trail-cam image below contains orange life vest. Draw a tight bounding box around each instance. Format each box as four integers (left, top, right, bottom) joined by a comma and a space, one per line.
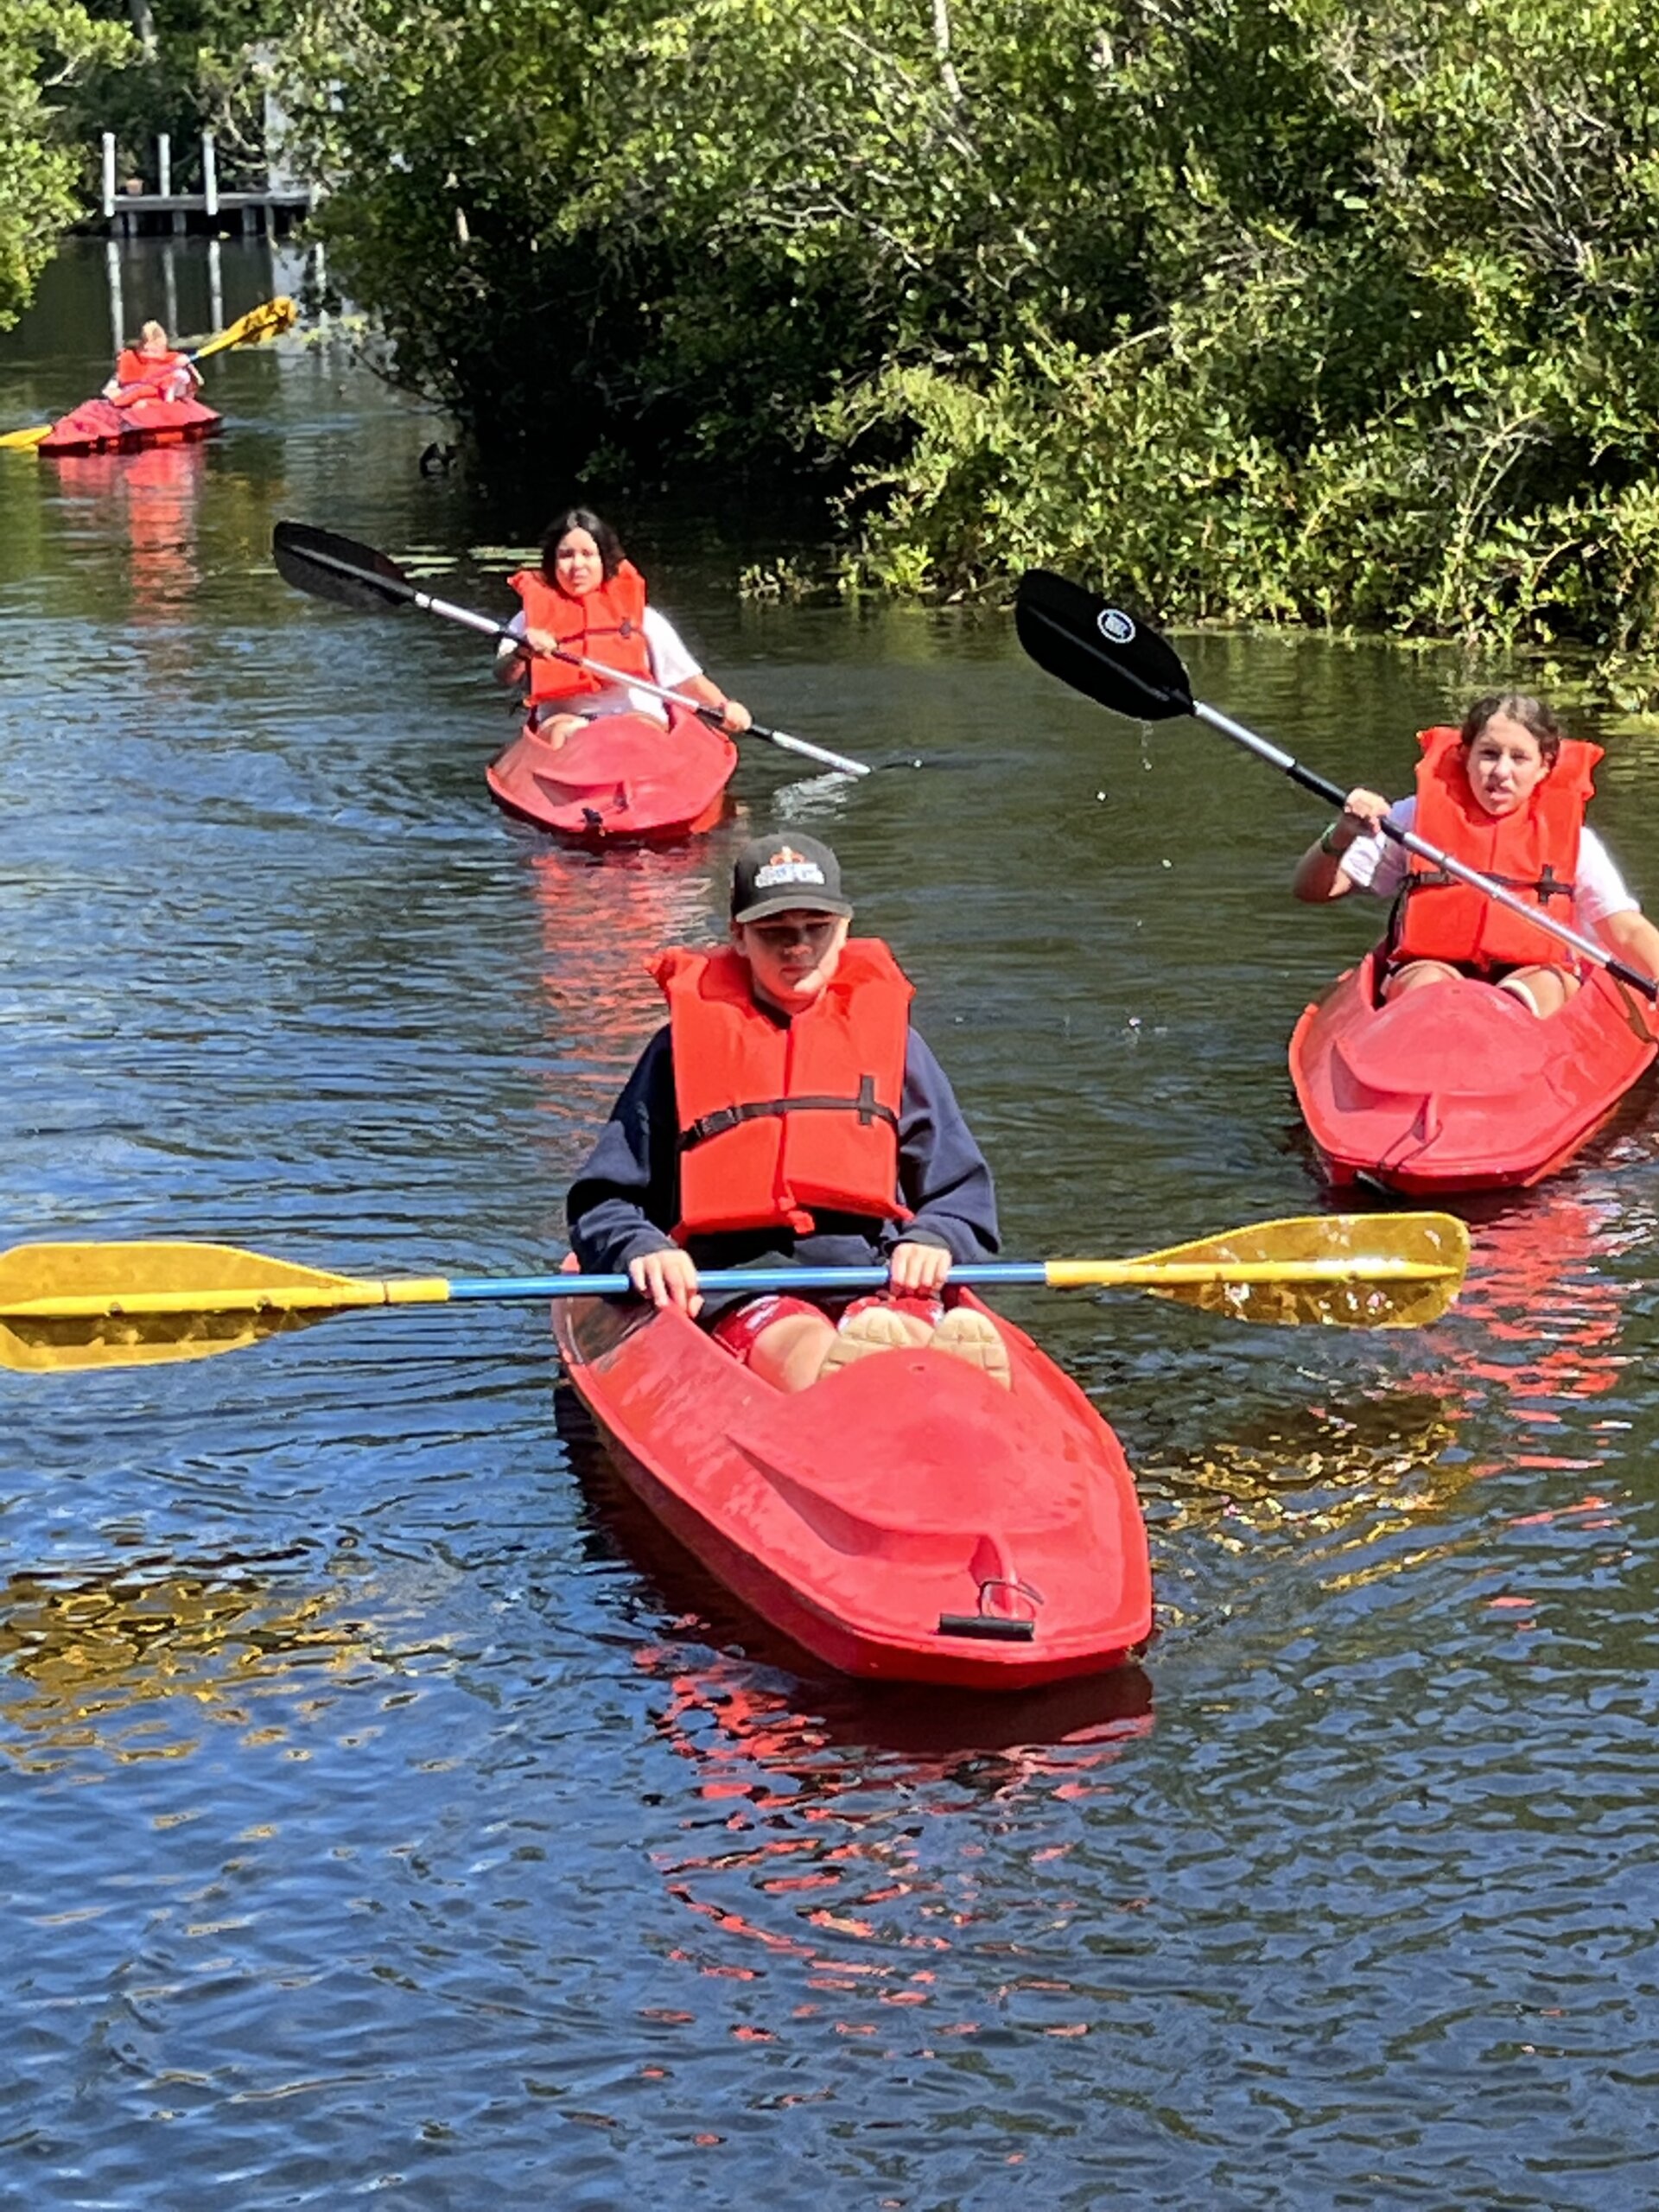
111, 348, 191, 405
508, 561, 652, 705
1389, 723, 1599, 972
652, 938, 914, 1240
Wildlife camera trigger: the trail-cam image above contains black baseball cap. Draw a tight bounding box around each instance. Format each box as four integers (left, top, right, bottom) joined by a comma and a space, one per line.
729, 834, 854, 924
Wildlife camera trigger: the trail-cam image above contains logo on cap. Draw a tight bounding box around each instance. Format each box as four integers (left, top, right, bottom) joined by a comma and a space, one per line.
1098, 608, 1136, 646
753, 845, 827, 891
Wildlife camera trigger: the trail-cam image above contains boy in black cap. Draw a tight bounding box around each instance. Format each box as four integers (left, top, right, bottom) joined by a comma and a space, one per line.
568, 832, 1007, 1390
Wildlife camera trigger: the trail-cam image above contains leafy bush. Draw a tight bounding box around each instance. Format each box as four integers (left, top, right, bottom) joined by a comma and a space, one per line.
0, 0, 130, 327
270, 0, 1659, 686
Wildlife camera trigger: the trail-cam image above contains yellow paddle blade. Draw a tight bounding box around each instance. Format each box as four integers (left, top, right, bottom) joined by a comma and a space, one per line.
190, 296, 299, 362
1048, 1211, 1470, 1328
0, 1241, 444, 1374
0, 423, 53, 451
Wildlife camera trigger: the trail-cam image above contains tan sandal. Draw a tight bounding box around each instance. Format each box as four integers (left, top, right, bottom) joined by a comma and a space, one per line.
927, 1307, 1013, 1389
815, 1304, 923, 1382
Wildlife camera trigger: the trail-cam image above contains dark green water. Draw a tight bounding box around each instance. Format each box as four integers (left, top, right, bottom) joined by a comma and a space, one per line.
4, 239, 1659, 2209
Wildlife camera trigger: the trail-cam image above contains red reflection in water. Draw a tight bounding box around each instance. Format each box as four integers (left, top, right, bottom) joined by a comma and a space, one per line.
1434, 1187, 1647, 1626
520, 837, 741, 1147
635, 1641, 1152, 2029
558, 1377, 1152, 2047
1261, 1185, 1651, 1623
52, 442, 206, 618
1440, 1188, 1637, 1459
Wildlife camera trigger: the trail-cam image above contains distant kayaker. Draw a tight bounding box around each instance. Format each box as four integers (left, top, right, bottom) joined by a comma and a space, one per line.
567, 832, 1010, 1390
1293, 693, 1659, 1015
102, 321, 202, 407
495, 507, 753, 750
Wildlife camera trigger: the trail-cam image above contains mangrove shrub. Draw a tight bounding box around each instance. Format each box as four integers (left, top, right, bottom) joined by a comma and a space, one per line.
0, 0, 130, 327
277, 0, 1659, 669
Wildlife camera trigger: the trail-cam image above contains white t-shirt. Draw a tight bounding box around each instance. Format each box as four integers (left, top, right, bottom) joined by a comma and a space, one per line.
501, 603, 702, 721
1339, 796, 1637, 926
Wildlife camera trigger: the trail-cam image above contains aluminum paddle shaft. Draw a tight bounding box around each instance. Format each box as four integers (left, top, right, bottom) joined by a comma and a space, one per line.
272, 522, 870, 779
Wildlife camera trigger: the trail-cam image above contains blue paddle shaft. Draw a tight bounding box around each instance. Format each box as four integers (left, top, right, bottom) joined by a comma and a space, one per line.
445, 1264, 1051, 1300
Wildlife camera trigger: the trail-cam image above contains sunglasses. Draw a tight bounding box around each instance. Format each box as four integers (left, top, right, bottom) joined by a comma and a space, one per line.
745, 918, 842, 947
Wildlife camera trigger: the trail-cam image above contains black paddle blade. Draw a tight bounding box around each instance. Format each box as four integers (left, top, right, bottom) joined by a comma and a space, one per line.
272, 520, 417, 614
1015, 569, 1195, 722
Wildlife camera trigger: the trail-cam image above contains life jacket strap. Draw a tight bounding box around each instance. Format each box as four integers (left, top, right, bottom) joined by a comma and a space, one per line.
679, 1073, 898, 1154
1404, 865, 1576, 906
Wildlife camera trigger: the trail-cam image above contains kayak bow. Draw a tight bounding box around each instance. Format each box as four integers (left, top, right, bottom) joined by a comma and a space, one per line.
1291, 950, 1659, 1192
39, 394, 221, 458
486, 707, 738, 842
553, 1288, 1153, 1689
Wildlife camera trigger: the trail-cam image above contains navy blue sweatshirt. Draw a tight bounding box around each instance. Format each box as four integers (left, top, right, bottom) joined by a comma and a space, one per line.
568, 1021, 1000, 1275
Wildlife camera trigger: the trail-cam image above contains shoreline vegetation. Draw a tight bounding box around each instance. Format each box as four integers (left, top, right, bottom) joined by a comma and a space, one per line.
12, 0, 1659, 702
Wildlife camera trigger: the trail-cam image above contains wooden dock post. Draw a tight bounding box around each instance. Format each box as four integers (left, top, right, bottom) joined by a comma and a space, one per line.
202, 130, 218, 220
101, 133, 116, 220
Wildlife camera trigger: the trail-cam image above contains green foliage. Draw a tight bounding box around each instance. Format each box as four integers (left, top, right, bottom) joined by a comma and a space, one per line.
276, 0, 1659, 683
0, 0, 130, 327
1, 0, 296, 325
73, 0, 293, 190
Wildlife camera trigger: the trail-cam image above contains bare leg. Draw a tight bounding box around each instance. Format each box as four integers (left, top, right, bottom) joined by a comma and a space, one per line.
532, 712, 584, 750
747, 1313, 839, 1394
1382, 958, 1464, 999
1496, 965, 1578, 1017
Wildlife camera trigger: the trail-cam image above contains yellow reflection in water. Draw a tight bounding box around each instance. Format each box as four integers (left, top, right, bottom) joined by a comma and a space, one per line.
1158, 1187, 1639, 1599
0, 1562, 380, 1770
1165, 1393, 1463, 1540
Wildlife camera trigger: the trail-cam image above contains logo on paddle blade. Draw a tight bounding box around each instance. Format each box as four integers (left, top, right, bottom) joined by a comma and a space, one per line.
1097, 608, 1136, 647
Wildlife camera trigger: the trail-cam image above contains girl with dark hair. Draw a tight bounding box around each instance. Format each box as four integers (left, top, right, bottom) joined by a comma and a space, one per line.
1293, 695, 1659, 1016
495, 509, 752, 750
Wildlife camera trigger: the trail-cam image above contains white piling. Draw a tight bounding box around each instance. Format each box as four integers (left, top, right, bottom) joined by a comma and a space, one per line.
101, 133, 116, 220
202, 130, 219, 219
106, 238, 124, 355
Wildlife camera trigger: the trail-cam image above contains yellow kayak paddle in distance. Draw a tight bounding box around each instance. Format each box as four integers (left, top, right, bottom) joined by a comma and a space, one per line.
0, 1213, 1471, 1375
0, 295, 299, 452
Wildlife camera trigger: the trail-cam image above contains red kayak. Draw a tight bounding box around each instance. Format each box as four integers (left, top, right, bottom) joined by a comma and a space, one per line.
553, 1289, 1152, 1688
486, 706, 737, 842
1289, 949, 1659, 1194
39, 394, 221, 457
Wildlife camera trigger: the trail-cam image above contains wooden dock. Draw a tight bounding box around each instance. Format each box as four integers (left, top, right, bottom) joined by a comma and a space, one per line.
97, 131, 315, 239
